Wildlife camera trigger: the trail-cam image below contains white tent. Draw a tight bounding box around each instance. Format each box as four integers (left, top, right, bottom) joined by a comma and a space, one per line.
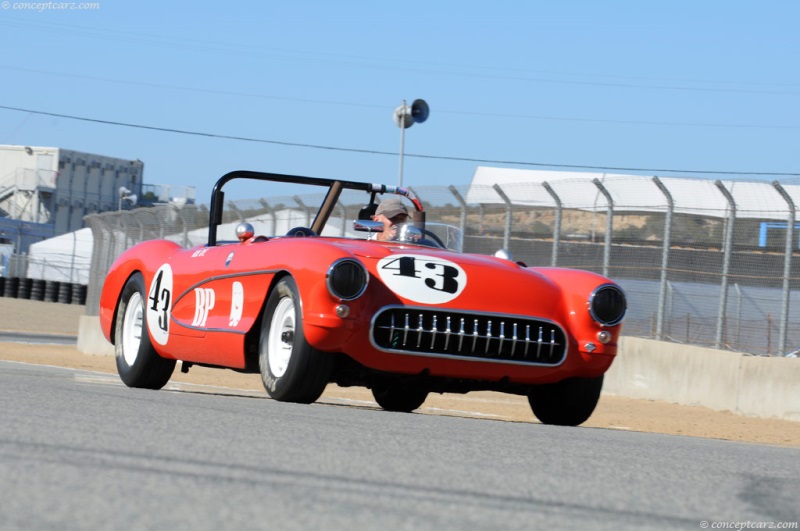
466, 167, 799, 220
27, 228, 93, 284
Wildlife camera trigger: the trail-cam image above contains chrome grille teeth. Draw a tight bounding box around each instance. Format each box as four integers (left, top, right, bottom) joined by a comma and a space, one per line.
389, 312, 396, 344
511, 323, 518, 357
373, 308, 565, 366
524, 324, 531, 357
416, 313, 424, 348
537, 327, 543, 358
458, 317, 465, 351
430, 315, 437, 349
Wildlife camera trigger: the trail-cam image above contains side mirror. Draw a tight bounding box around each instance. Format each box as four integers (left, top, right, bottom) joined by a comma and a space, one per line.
353, 219, 384, 233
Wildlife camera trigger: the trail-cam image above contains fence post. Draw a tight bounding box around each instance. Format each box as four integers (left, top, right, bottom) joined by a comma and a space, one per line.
652, 177, 674, 341
83, 214, 107, 316
448, 185, 468, 238
258, 199, 276, 235
337, 201, 347, 237
170, 203, 187, 247
228, 201, 245, 223
772, 181, 795, 356
714, 180, 736, 350
542, 181, 562, 267
293, 196, 311, 227
492, 184, 512, 250
592, 179, 614, 278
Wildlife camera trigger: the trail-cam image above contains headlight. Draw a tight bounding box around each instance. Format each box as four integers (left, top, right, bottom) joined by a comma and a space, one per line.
588, 284, 626, 326
327, 259, 369, 301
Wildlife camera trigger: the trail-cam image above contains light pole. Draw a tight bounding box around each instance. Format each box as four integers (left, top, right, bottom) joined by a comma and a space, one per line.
393, 99, 429, 187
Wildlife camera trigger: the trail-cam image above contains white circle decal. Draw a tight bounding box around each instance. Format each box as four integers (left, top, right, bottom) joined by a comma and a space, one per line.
377, 254, 467, 304
147, 263, 173, 346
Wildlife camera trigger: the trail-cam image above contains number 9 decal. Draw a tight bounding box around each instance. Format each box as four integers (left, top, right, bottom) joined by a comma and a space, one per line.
377, 254, 467, 304
147, 264, 173, 345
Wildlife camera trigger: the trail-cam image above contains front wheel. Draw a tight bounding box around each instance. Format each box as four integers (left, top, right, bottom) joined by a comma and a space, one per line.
371, 381, 429, 413
259, 276, 333, 403
114, 273, 175, 389
527, 375, 604, 426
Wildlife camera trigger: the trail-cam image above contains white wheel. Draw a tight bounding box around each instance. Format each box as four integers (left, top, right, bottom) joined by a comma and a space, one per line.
114, 273, 176, 389
267, 297, 295, 378
259, 276, 333, 403
121, 291, 144, 366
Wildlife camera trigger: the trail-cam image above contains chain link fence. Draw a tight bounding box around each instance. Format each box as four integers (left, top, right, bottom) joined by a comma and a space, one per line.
81, 176, 800, 357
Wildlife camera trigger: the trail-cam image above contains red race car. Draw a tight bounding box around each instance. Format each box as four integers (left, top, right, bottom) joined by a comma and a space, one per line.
99, 171, 626, 425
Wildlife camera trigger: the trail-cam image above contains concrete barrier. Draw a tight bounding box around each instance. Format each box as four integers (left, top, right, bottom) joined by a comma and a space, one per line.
77, 316, 115, 356
604, 337, 800, 421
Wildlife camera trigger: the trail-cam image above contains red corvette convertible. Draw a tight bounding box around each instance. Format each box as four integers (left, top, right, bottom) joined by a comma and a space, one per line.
99, 171, 626, 425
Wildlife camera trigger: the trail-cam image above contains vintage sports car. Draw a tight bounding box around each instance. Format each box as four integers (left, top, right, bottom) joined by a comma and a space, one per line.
99, 170, 626, 426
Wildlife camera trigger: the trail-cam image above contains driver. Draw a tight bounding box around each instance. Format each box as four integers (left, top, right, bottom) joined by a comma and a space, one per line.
371, 197, 409, 241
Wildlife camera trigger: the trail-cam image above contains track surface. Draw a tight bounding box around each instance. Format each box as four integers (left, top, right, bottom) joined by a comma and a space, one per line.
1, 360, 798, 530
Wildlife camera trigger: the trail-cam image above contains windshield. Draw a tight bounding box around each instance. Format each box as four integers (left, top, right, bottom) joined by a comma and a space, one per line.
363, 221, 462, 252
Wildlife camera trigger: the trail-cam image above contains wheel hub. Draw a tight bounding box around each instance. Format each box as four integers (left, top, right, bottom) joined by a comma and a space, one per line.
268, 297, 296, 378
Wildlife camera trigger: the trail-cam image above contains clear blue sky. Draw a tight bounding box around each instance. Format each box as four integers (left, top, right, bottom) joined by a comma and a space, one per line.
1, 1, 798, 197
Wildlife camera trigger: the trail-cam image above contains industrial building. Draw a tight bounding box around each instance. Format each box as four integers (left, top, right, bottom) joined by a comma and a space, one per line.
0, 144, 144, 253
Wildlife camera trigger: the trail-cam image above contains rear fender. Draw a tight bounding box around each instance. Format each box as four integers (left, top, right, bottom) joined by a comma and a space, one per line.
99, 240, 183, 344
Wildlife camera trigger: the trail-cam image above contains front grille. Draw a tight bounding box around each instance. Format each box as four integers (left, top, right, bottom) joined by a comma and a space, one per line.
371, 306, 567, 366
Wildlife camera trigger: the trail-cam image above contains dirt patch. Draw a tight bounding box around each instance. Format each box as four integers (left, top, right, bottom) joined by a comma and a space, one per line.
1, 298, 798, 447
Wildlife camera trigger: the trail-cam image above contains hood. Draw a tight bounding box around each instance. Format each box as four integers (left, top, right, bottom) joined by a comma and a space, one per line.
331, 239, 565, 317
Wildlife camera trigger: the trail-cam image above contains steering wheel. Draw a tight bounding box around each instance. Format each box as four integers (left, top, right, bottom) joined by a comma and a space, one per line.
286, 227, 317, 237
420, 229, 446, 248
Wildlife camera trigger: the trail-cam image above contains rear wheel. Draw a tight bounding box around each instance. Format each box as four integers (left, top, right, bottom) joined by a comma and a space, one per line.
114, 273, 175, 389
371, 381, 429, 413
527, 375, 604, 426
259, 276, 333, 403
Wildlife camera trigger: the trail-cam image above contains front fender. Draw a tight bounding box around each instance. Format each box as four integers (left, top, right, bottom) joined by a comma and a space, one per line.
531, 267, 625, 358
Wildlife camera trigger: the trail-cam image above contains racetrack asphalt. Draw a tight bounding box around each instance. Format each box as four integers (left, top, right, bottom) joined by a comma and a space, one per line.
1, 297, 798, 447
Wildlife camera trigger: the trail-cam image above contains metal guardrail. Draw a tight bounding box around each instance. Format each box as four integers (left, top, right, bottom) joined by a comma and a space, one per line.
74, 179, 800, 357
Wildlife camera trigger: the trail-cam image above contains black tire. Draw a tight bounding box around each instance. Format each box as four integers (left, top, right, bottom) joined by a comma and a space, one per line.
30, 279, 45, 301
114, 273, 176, 389
17, 278, 32, 299
3, 277, 18, 298
72, 283, 87, 305
44, 281, 59, 303
57, 282, 72, 304
259, 276, 333, 403
371, 381, 429, 413
527, 375, 604, 426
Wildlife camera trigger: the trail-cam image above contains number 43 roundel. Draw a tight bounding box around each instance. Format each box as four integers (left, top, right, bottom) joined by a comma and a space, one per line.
377, 254, 467, 304
147, 264, 173, 346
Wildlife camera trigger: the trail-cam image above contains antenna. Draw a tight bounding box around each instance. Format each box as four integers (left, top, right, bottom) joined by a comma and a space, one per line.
393, 99, 430, 186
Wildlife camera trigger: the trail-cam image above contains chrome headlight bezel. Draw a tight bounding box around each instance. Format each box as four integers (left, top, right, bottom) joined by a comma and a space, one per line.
588, 284, 627, 327
326, 258, 369, 301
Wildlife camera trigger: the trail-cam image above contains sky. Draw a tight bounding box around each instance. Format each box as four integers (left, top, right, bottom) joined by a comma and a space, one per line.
1, 1, 799, 199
